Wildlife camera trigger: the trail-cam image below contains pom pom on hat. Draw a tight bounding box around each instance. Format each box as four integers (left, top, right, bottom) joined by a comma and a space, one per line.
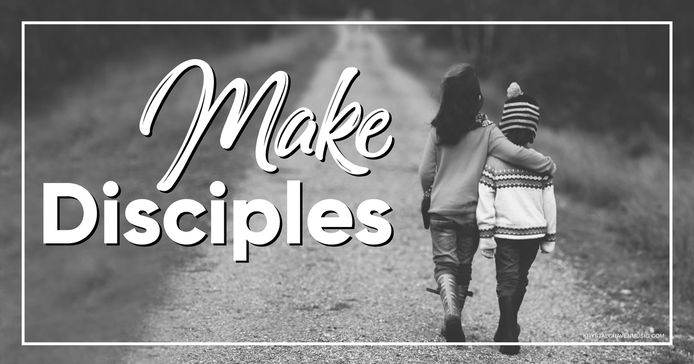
500, 82, 540, 136
507, 82, 523, 98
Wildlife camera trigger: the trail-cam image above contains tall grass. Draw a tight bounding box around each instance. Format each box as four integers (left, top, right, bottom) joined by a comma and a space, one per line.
536, 129, 669, 258
674, 149, 694, 303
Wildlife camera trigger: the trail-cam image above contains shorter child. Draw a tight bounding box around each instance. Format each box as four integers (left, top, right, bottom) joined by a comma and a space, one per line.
476, 82, 557, 355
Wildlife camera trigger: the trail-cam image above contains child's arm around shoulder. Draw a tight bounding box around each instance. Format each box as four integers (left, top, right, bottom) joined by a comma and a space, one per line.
487, 125, 557, 176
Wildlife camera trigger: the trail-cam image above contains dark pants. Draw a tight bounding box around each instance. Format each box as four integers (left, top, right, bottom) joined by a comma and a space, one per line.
429, 214, 479, 291
495, 238, 541, 298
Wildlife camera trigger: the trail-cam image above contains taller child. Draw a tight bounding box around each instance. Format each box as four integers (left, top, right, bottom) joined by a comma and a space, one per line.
418, 64, 556, 342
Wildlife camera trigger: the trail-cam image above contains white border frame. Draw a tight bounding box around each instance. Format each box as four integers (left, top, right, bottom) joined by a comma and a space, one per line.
21, 20, 674, 347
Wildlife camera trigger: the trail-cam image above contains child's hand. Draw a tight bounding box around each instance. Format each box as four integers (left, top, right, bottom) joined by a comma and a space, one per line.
481, 248, 495, 259
541, 241, 555, 254
548, 159, 558, 177
479, 237, 497, 259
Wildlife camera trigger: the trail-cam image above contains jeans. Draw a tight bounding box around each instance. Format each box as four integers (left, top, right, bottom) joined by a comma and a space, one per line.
495, 238, 541, 298
429, 213, 479, 291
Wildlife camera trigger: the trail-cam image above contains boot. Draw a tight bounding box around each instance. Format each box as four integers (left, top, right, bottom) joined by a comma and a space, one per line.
496, 296, 520, 355
494, 290, 524, 342
513, 289, 526, 339
437, 274, 465, 342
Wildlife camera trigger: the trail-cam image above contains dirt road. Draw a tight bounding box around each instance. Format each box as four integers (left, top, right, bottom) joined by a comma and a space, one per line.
123, 26, 664, 362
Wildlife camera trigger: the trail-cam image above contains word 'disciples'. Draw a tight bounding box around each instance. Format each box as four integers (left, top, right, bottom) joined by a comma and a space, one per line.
43, 180, 393, 262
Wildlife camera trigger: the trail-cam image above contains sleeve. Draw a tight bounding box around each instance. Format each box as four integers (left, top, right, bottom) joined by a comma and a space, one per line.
541, 179, 557, 253
488, 126, 556, 176
418, 129, 437, 192
476, 164, 497, 251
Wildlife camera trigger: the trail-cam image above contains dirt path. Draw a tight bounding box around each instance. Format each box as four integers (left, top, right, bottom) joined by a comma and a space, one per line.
123, 26, 663, 362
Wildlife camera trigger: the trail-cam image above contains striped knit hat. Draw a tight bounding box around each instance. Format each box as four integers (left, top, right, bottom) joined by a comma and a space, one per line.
500, 82, 540, 136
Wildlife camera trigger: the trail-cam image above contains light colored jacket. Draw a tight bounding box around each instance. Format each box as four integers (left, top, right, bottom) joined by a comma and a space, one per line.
476, 155, 557, 252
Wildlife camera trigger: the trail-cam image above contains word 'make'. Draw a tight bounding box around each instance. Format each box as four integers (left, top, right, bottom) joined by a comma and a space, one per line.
140, 60, 395, 192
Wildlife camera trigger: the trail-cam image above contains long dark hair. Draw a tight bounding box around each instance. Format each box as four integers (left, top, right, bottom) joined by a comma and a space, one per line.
431, 64, 483, 145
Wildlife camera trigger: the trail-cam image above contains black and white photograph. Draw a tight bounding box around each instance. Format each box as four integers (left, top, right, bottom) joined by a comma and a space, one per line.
1, 1, 693, 363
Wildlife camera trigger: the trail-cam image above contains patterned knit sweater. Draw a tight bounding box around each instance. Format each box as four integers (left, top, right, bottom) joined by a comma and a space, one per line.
476, 154, 557, 252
